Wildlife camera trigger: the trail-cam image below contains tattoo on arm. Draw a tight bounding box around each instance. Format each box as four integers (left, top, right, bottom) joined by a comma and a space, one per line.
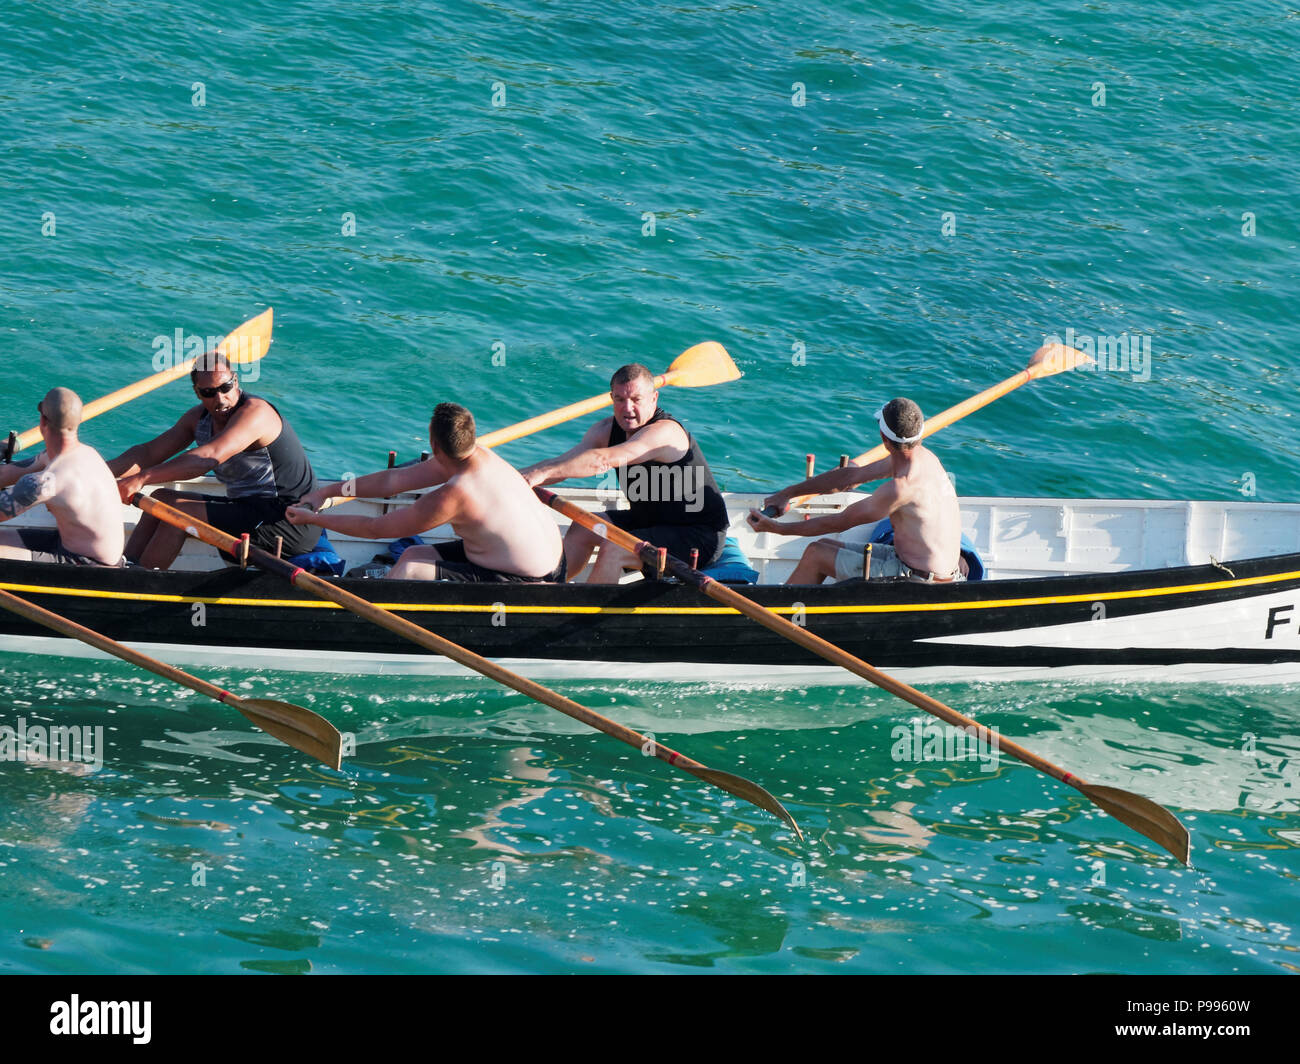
0, 471, 56, 519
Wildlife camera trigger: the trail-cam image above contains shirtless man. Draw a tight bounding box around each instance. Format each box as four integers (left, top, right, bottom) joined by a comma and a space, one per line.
747, 397, 963, 584
0, 388, 125, 566
521, 363, 731, 583
286, 402, 564, 582
108, 352, 318, 570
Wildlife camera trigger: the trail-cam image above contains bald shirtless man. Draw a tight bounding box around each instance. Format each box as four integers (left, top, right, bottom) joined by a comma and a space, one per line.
747, 397, 963, 584
286, 403, 564, 582
0, 388, 125, 566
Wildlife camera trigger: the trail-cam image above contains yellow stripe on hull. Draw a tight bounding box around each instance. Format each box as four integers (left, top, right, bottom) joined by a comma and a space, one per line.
3, 566, 1299, 617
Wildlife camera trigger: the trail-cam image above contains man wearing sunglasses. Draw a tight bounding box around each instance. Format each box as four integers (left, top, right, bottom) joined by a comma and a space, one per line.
0, 388, 125, 566
108, 352, 318, 569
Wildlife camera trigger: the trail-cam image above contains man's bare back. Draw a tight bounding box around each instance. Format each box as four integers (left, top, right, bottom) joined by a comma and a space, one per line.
285, 401, 563, 582
37, 446, 127, 563
440, 447, 563, 577
0, 389, 125, 566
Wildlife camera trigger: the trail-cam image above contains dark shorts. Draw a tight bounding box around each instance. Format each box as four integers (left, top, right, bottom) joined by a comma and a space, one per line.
204, 496, 320, 559
425, 540, 567, 583
601, 510, 727, 569
17, 528, 123, 567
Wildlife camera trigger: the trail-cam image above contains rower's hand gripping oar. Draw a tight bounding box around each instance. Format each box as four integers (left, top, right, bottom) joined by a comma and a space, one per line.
11, 309, 275, 455
130, 493, 802, 840
538, 488, 1191, 865
0, 586, 342, 769
476, 341, 740, 450
761, 343, 1093, 516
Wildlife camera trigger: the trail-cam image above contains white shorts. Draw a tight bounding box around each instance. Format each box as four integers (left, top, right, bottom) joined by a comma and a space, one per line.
829, 522, 907, 582
827, 522, 964, 583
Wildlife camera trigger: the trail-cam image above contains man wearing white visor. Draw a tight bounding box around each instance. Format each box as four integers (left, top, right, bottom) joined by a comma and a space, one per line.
747, 397, 964, 584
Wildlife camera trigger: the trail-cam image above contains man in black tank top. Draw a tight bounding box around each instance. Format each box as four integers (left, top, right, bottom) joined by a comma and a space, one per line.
522, 363, 731, 582
108, 352, 318, 569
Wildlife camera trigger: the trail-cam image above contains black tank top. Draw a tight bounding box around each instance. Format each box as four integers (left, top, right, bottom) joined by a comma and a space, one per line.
195, 393, 317, 501
608, 408, 730, 531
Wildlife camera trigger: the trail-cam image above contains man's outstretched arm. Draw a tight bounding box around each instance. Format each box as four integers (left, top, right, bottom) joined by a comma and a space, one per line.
749, 483, 899, 538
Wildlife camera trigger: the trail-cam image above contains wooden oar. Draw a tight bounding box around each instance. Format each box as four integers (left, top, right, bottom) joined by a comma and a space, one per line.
537, 488, 1191, 865
0, 585, 341, 769
10, 309, 274, 455
131, 492, 802, 840
476, 341, 740, 450
766, 343, 1092, 515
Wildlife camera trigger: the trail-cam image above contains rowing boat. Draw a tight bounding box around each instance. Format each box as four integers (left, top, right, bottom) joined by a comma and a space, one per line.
2, 482, 1298, 684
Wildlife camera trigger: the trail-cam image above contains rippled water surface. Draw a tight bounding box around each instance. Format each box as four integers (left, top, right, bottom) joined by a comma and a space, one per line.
1, 0, 1298, 973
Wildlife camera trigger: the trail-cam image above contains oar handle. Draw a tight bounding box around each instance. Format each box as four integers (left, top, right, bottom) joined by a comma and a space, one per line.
477, 393, 618, 450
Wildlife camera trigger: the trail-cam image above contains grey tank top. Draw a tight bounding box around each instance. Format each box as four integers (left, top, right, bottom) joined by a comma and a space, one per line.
194, 393, 317, 501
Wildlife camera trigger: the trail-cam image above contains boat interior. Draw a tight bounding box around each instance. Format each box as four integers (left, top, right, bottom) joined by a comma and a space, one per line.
15, 481, 1294, 585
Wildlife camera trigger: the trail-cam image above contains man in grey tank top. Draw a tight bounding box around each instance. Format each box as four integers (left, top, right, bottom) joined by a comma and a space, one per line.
108, 352, 318, 569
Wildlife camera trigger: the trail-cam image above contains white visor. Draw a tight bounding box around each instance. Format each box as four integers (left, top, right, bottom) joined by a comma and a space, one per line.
874, 405, 924, 445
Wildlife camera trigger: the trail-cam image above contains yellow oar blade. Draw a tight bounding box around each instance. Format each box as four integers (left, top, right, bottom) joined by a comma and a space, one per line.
1076, 783, 1191, 865
12, 308, 275, 454
660, 341, 741, 388
478, 341, 741, 450
1027, 342, 1092, 379
788, 343, 1092, 485
0, 585, 341, 771
216, 307, 274, 365
689, 766, 803, 841
539, 487, 1189, 865
236, 698, 343, 771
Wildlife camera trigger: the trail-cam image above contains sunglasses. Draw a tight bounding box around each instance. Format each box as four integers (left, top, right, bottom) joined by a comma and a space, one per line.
195, 378, 237, 399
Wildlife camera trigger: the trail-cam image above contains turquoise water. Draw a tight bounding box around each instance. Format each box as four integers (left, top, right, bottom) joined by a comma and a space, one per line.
2, 0, 1298, 973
